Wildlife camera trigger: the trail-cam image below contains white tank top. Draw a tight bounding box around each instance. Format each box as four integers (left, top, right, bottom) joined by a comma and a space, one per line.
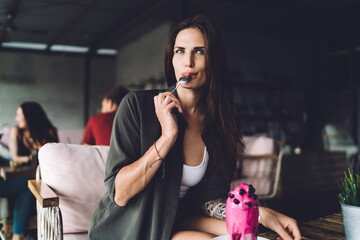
179, 147, 209, 198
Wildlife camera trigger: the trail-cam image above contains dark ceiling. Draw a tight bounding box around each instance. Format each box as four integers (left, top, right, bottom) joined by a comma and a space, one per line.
1, 0, 360, 53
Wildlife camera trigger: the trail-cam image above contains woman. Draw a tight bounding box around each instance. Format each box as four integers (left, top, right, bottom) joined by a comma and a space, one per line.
1, 101, 58, 240
9, 101, 58, 164
89, 15, 301, 240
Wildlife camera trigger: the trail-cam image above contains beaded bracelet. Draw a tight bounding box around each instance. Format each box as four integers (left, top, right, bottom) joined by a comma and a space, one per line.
150, 141, 165, 168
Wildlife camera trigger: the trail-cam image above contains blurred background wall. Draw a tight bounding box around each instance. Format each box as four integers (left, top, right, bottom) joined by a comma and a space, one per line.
0, 52, 115, 130
0, 1, 359, 150
116, 22, 172, 87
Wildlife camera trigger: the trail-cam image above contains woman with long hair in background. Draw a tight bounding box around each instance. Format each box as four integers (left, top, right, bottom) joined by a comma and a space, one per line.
0, 101, 58, 240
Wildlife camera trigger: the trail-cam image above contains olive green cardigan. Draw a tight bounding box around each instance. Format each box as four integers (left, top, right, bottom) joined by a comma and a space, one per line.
88, 89, 234, 240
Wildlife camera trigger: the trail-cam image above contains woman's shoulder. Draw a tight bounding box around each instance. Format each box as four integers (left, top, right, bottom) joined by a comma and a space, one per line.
130, 89, 167, 98
9, 126, 23, 144
122, 89, 167, 105
9, 126, 20, 135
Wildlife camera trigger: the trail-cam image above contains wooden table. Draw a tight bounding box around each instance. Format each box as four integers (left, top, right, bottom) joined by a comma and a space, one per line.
1, 163, 37, 180
259, 212, 345, 240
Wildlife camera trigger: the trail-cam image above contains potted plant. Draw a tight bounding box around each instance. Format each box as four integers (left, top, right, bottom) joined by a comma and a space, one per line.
338, 169, 360, 239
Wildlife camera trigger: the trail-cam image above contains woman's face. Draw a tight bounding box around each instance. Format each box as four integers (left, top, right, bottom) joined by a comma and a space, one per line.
15, 107, 27, 129
172, 27, 206, 90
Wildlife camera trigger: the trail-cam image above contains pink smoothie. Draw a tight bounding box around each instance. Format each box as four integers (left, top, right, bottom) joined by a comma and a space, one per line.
225, 183, 259, 240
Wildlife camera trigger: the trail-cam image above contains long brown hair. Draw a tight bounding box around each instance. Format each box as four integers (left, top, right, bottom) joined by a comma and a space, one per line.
20, 101, 59, 146
164, 14, 243, 172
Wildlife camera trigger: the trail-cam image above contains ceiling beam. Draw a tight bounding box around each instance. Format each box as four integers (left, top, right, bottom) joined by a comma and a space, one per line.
45, 0, 99, 50
89, 0, 169, 52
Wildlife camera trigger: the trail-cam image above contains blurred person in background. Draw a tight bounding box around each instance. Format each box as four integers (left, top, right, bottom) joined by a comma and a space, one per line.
0, 101, 58, 240
8, 101, 58, 165
82, 86, 128, 146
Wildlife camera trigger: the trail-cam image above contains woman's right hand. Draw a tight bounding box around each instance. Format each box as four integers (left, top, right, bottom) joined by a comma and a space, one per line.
114, 92, 183, 206
154, 92, 183, 141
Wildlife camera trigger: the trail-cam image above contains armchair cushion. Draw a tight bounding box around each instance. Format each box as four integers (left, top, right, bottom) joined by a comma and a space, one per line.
64, 233, 88, 240
38, 143, 109, 234
242, 134, 274, 178
232, 134, 276, 196
243, 134, 274, 155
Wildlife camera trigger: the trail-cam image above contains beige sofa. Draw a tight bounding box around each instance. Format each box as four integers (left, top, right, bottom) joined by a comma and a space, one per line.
29, 143, 109, 240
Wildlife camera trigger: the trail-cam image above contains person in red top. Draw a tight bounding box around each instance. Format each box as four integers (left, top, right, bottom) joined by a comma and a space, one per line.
82, 86, 128, 146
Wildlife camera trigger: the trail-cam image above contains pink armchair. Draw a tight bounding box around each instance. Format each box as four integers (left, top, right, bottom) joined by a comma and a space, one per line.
28, 143, 109, 240
231, 134, 283, 200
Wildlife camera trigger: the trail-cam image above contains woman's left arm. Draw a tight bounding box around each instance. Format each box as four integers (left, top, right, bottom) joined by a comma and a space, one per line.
202, 198, 226, 220
203, 199, 301, 240
259, 206, 301, 240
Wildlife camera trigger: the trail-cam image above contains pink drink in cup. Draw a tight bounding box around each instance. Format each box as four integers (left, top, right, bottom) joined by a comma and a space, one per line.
225, 183, 259, 240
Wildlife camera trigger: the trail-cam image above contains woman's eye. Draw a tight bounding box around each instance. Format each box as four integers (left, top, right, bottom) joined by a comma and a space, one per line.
175, 49, 184, 54
196, 49, 204, 54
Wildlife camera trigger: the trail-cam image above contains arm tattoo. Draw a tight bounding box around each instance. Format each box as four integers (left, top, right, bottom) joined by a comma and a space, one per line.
202, 198, 226, 220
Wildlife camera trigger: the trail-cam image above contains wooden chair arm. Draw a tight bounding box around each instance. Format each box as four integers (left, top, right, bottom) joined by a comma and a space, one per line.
28, 180, 59, 208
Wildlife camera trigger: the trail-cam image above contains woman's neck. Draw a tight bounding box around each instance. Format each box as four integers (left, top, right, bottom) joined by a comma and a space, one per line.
178, 88, 206, 130
177, 88, 202, 114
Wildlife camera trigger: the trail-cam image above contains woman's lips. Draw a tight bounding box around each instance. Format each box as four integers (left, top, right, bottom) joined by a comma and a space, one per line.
182, 72, 197, 79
